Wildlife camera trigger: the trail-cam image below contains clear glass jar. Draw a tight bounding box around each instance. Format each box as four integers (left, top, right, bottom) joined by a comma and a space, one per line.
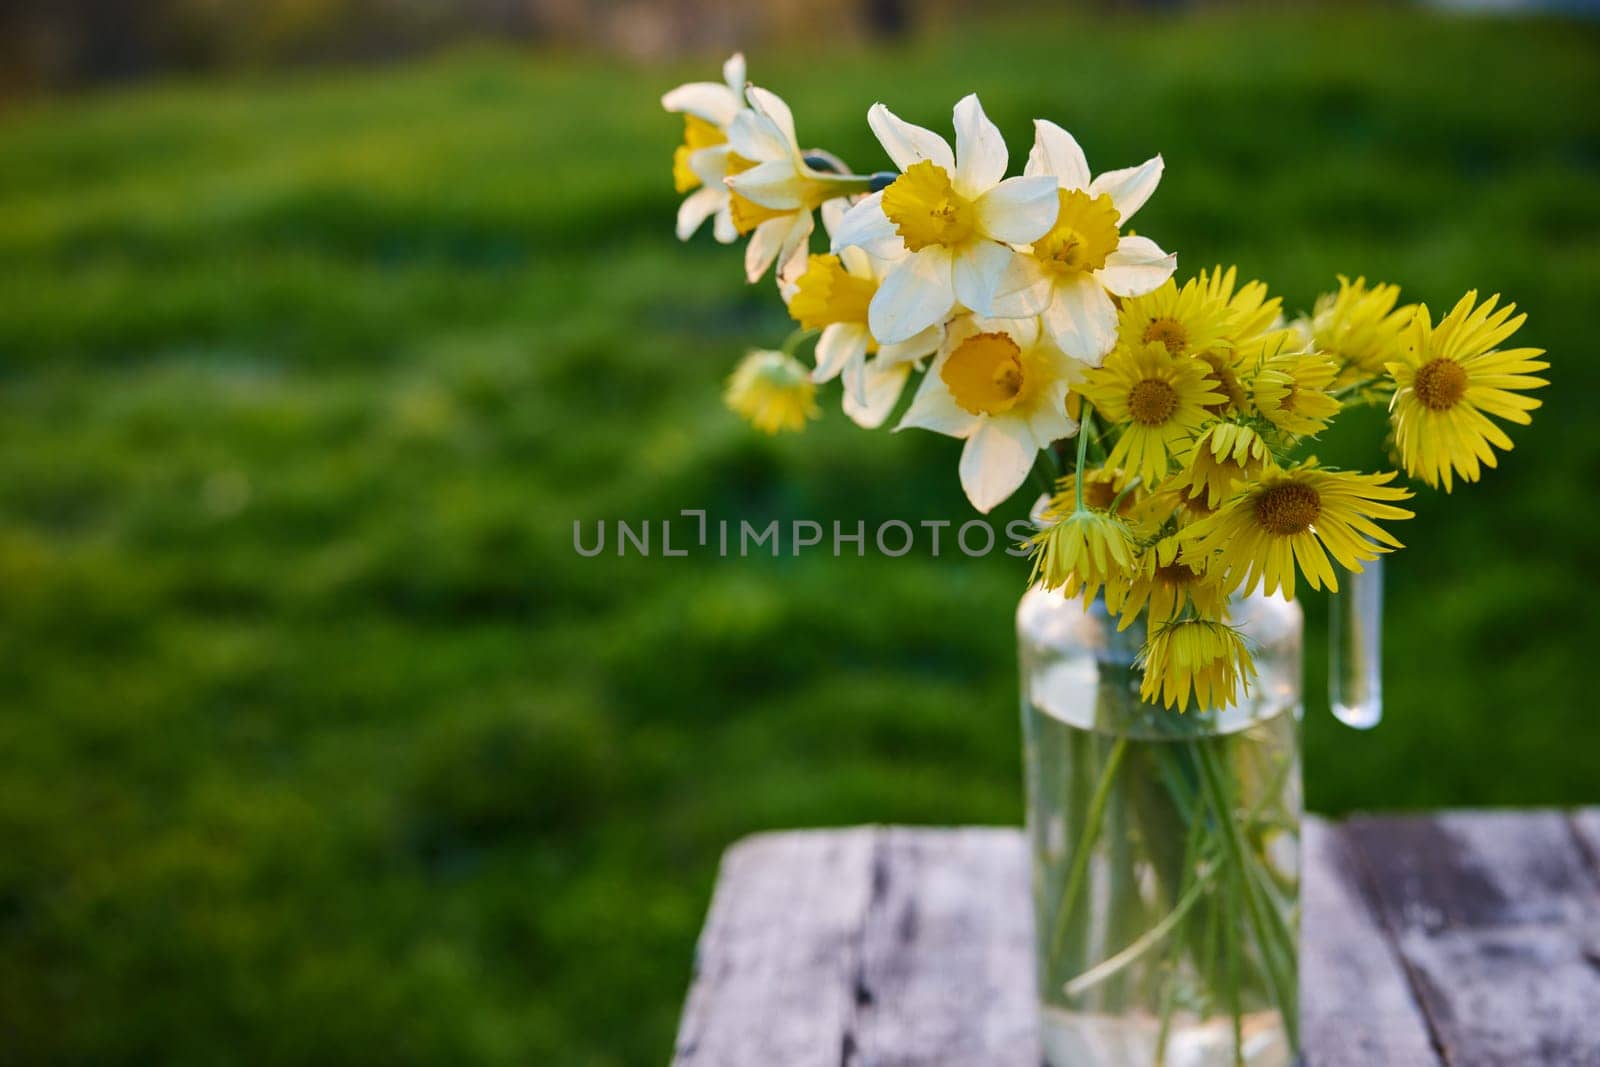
1017, 586, 1303, 1067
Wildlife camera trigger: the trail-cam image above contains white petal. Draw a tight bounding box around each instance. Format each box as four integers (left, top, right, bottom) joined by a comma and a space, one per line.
869, 248, 956, 344
820, 197, 849, 241
839, 243, 875, 277
831, 192, 903, 259
1089, 155, 1164, 224
959, 420, 1035, 513
773, 212, 815, 286
1025, 120, 1090, 191
898, 353, 978, 437
867, 102, 955, 173
952, 240, 1017, 317
986, 253, 1054, 318
877, 324, 943, 366
973, 175, 1060, 244
675, 186, 724, 240
1025, 397, 1078, 452
661, 83, 741, 127
1041, 274, 1118, 365
687, 144, 731, 187
952, 93, 1007, 196
726, 109, 789, 164
1097, 235, 1177, 298
722, 54, 746, 93
813, 324, 869, 382
744, 86, 799, 151
713, 204, 737, 244
726, 158, 808, 209
843, 359, 912, 429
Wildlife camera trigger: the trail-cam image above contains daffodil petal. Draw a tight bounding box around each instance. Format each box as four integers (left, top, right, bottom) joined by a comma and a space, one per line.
661, 82, 741, 126
1042, 273, 1118, 365
1088, 155, 1164, 224
959, 420, 1034, 513
831, 192, 902, 259
813, 323, 869, 383
869, 248, 957, 344
973, 175, 1059, 245
867, 102, 955, 173
1097, 235, 1177, 297
1025, 119, 1090, 191
952, 93, 1007, 196
676, 186, 724, 240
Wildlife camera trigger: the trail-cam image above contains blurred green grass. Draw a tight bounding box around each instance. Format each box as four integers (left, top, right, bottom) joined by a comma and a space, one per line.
1, 8, 1597, 1065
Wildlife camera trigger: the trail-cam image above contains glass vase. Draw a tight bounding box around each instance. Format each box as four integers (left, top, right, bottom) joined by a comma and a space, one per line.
1017, 586, 1303, 1067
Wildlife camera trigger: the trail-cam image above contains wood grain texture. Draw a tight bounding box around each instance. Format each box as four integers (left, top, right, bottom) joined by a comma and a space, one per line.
846, 828, 1038, 1067
674, 814, 1600, 1067
674, 828, 878, 1067
1300, 818, 1442, 1066
1345, 811, 1600, 1067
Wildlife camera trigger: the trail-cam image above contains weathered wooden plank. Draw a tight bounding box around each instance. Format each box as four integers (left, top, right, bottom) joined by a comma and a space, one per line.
1345, 811, 1600, 1067
674, 828, 878, 1067
1300, 817, 1442, 1066
847, 827, 1038, 1067
1571, 808, 1600, 875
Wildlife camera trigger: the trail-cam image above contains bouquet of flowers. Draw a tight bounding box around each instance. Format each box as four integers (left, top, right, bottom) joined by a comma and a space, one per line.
662, 55, 1547, 713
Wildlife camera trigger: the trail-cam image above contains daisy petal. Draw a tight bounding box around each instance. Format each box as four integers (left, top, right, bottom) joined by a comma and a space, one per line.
1089, 155, 1164, 224
661, 82, 741, 126
960, 420, 1035, 513
973, 175, 1059, 244
869, 248, 957, 344
1025, 120, 1090, 191
1042, 273, 1117, 364
867, 103, 955, 173
953, 93, 1007, 195
1097, 235, 1177, 297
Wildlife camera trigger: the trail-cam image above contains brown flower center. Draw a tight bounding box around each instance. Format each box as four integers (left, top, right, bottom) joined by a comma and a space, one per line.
1253, 481, 1322, 536
1128, 378, 1180, 426
1413, 357, 1468, 411
1143, 318, 1188, 356
1154, 561, 1199, 586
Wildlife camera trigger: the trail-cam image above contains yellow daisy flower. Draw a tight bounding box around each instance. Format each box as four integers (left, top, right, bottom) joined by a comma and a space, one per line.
1184, 462, 1414, 596
1200, 264, 1283, 345
1039, 467, 1140, 522
1179, 421, 1271, 507
1082, 342, 1225, 485
725, 350, 820, 434
1118, 275, 1236, 361
1116, 534, 1230, 632
1027, 508, 1137, 606
1305, 275, 1415, 381
1386, 291, 1549, 492
1248, 330, 1342, 436
1137, 618, 1257, 712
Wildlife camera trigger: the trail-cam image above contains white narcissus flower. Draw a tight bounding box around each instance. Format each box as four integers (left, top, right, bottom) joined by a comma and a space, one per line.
898, 314, 1086, 513
661, 53, 748, 245
993, 121, 1176, 365
724, 86, 864, 284
830, 94, 1060, 346
786, 201, 942, 428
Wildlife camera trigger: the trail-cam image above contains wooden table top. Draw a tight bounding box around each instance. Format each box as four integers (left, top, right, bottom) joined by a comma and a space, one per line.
671, 812, 1600, 1067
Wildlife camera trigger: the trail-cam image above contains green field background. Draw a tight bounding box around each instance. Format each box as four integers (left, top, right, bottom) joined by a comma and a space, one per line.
1, 8, 1597, 1064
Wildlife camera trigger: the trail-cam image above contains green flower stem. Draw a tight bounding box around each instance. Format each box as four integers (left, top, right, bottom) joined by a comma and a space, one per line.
1073, 412, 1095, 512
1047, 732, 1127, 972
779, 327, 818, 356
1195, 740, 1300, 1052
